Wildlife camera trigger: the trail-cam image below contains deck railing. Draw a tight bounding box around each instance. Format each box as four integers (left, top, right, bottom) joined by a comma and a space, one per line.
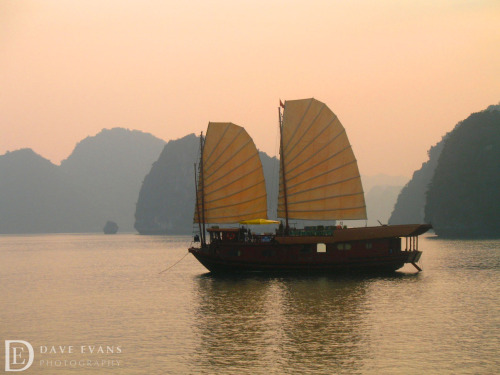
404, 236, 419, 251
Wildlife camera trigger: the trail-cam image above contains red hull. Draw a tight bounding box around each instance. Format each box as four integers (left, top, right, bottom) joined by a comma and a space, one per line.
188, 225, 428, 274
189, 249, 418, 273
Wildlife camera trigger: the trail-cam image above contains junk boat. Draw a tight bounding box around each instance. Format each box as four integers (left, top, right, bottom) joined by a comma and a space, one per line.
189, 98, 431, 273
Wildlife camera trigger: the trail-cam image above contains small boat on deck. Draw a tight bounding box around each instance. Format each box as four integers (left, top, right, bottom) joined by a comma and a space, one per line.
189, 98, 431, 274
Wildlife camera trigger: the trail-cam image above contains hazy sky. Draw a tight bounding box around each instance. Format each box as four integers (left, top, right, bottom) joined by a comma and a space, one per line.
1, 0, 499, 177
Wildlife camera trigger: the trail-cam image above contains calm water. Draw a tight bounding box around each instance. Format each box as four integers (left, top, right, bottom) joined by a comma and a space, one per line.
1, 234, 499, 374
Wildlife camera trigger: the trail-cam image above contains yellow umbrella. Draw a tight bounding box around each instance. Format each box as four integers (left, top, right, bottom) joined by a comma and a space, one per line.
239, 219, 280, 225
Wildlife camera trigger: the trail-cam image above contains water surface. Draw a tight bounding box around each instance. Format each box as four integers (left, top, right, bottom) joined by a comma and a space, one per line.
1, 234, 499, 374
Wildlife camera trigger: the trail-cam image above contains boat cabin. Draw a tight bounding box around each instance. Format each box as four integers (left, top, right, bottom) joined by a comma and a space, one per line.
207, 227, 275, 243
207, 227, 240, 242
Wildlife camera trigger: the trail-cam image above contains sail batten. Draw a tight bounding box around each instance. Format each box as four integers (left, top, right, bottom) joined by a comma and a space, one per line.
288, 121, 342, 169
195, 122, 268, 224
203, 125, 238, 167
204, 154, 259, 189
204, 212, 268, 222
205, 179, 266, 203
278, 98, 367, 221
286, 147, 355, 184
283, 99, 315, 154
205, 193, 268, 211
203, 202, 268, 220
285, 205, 366, 212
285, 175, 362, 198
285, 103, 327, 157
284, 192, 365, 205
205, 138, 252, 177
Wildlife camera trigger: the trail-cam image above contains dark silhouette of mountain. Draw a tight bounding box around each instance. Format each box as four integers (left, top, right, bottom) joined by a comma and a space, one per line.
486, 103, 500, 112
134, 134, 200, 234
425, 109, 500, 238
388, 140, 445, 225
61, 128, 165, 231
0, 128, 165, 234
390, 103, 499, 229
0, 149, 99, 233
103, 220, 119, 234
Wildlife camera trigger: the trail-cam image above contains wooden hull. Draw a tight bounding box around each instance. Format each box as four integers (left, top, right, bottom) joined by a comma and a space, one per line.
189, 249, 416, 274
188, 225, 428, 274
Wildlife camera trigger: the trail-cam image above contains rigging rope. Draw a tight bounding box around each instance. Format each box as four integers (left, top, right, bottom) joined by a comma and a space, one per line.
158, 251, 190, 274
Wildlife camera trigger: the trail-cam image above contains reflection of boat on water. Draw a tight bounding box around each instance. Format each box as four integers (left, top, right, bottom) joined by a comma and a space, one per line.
189, 98, 431, 273
192, 275, 370, 373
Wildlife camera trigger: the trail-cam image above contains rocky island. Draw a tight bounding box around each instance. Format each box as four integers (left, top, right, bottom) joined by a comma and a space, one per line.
425, 108, 500, 238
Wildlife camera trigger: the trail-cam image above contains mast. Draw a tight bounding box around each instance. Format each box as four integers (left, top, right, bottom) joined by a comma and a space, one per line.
199, 131, 206, 246
279, 104, 290, 233
193, 162, 203, 244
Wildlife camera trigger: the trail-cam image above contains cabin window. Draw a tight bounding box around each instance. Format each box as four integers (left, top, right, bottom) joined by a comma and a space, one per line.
337, 243, 351, 250
366, 242, 372, 249
317, 243, 327, 253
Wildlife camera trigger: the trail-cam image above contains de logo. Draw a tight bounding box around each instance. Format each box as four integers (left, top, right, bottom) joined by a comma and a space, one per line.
5, 340, 34, 372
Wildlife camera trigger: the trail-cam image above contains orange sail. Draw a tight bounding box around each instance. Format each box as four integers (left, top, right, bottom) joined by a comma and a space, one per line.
278, 98, 367, 220
194, 122, 268, 223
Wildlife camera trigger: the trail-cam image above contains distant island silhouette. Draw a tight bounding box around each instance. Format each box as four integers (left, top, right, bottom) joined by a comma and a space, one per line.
390, 104, 500, 238
388, 132, 446, 225
103, 220, 119, 234
425, 108, 500, 238
0, 128, 165, 234
2, 104, 498, 237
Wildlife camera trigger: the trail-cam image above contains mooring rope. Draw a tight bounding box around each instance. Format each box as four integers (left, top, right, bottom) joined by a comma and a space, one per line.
158, 251, 190, 274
